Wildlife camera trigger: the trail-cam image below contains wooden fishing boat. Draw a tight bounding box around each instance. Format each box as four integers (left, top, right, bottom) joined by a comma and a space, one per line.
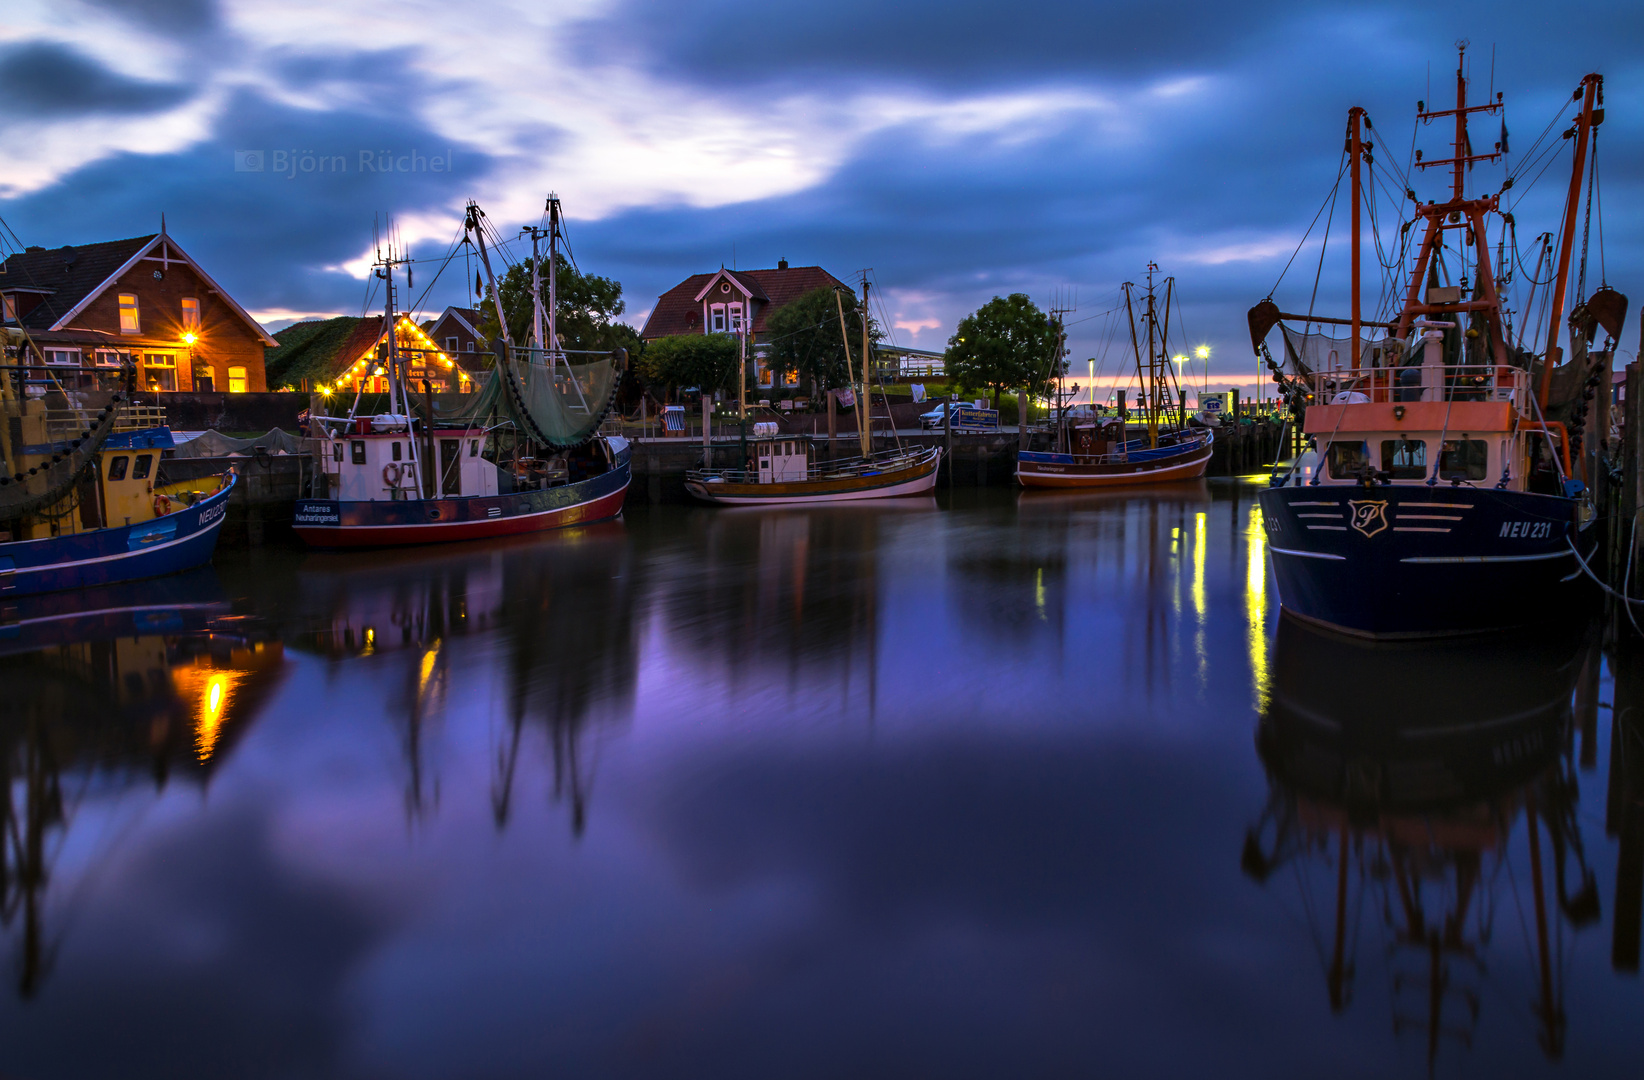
1017, 425, 1211, 487
685, 438, 939, 505
1255, 47, 1613, 637
294, 197, 630, 548
1020, 264, 1212, 488
0, 345, 235, 597
685, 275, 941, 506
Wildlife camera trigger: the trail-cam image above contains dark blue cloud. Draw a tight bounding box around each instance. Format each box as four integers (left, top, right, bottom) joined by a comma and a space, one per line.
0, 42, 193, 117
5, 86, 498, 316
79, 0, 221, 36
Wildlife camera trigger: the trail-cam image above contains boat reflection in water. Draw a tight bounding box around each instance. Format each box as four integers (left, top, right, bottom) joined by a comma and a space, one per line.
0, 571, 285, 998
1244, 615, 1598, 1068
291, 522, 640, 835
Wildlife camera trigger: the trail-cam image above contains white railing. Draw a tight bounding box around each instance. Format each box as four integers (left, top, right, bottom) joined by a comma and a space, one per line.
1311, 361, 1528, 407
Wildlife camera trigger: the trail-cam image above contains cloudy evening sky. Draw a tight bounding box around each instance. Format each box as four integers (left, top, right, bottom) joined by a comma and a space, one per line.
2, 0, 1641, 391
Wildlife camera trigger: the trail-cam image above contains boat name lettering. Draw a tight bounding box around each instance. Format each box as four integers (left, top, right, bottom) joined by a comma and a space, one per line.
294, 506, 340, 524
1500, 520, 1552, 539
199, 501, 227, 527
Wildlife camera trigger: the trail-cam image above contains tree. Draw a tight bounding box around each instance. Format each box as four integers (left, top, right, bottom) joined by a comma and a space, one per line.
635, 334, 741, 401
476, 255, 640, 355
943, 293, 1062, 410
762, 286, 878, 398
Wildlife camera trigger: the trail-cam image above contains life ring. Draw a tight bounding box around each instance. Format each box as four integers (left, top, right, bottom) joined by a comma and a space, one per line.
383, 462, 404, 487
153, 493, 173, 517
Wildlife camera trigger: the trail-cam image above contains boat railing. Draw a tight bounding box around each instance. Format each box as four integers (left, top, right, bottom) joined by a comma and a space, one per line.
44, 402, 166, 440
688, 446, 935, 483
1310, 361, 1528, 407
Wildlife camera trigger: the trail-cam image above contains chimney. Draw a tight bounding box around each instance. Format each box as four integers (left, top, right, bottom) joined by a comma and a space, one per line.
777, 258, 788, 271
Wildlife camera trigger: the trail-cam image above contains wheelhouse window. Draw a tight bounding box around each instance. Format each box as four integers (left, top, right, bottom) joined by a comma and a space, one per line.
1439, 439, 1488, 481
181, 297, 200, 331
143, 352, 177, 392
132, 453, 153, 480
1379, 438, 1427, 480
1326, 441, 1370, 479
118, 293, 140, 333
351, 440, 367, 465
228, 366, 247, 393
107, 455, 129, 480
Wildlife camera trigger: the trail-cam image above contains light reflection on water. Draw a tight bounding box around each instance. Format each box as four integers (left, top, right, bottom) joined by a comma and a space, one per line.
0, 482, 1639, 1079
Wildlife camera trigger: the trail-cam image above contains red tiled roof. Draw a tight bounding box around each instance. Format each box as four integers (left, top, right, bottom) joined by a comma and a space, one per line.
640, 265, 849, 340
1, 236, 156, 330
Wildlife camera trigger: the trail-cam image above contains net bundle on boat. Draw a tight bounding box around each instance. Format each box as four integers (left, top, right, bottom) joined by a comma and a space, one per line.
435, 347, 623, 449
1276, 325, 1391, 378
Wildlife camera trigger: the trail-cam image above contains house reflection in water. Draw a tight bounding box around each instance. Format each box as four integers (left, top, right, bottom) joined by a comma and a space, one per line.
0, 588, 285, 998
1243, 618, 1602, 1068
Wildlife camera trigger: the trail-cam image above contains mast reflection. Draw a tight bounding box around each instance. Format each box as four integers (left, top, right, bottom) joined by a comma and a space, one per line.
1243, 617, 1596, 1067
0, 574, 285, 998
293, 523, 641, 836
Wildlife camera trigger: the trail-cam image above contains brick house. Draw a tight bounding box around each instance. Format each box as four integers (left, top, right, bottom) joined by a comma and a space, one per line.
0, 227, 276, 393
640, 261, 849, 390
423, 306, 489, 358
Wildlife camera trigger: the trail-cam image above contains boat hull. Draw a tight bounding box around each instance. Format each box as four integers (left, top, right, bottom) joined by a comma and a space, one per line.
1016, 437, 1212, 488
685, 450, 940, 505
1257, 483, 1593, 637
0, 472, 235, 599
293, 455, 630, 548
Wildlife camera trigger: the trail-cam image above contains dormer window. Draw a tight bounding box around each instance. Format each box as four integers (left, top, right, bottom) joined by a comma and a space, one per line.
118, 293, 140, 333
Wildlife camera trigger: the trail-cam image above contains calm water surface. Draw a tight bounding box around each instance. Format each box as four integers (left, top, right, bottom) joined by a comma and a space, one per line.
3, 482, 1640, 1079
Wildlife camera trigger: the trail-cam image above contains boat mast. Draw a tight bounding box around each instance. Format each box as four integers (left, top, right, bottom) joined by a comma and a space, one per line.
1349, 106, 1364, 373
1144, 265, 1159, 448
466, 203, 512, 348
529, 226, 545, 352
859, 277, 872, 458
1538, 73, 1603, 407
378, 241, 425, 499
547, 193, 561, 365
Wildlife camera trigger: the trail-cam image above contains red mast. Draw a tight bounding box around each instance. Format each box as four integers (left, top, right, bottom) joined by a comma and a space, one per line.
1538, 73, 1603, 407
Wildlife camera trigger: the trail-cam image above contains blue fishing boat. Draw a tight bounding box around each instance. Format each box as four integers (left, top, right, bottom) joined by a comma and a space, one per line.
0, 349, 235, 598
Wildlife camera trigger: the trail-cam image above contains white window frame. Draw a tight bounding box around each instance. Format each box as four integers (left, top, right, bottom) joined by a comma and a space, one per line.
709, 304, 727, 334
118, 293, 140, 334
446, 336, 459, 352
728, 302, 743, 333
44, 348, 82, 366
143, 351, 177, 391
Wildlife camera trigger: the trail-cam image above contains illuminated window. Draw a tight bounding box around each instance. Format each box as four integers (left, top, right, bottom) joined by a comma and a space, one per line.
144, 352, 176, 391
181, 297, 200, 331
2, 295, 14, 322
227, 366, 247, 393
119, 293, 140, 333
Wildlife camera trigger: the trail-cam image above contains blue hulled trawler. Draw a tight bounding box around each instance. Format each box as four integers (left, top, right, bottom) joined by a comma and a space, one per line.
1255, 47, 1617, 636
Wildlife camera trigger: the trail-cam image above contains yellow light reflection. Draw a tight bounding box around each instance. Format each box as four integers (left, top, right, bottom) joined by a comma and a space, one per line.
1035, 568, 1046, 622
194, 672, 237, 761
1191, 512, 1206, 622
1246, 503, 1270, 710
418, 640, 441, 694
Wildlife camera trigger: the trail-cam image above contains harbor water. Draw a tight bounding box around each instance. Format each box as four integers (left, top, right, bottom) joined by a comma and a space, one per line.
2, 482, 1640, 1078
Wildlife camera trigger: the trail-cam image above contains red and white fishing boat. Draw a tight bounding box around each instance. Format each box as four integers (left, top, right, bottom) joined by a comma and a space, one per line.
294, 198, 630, 548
